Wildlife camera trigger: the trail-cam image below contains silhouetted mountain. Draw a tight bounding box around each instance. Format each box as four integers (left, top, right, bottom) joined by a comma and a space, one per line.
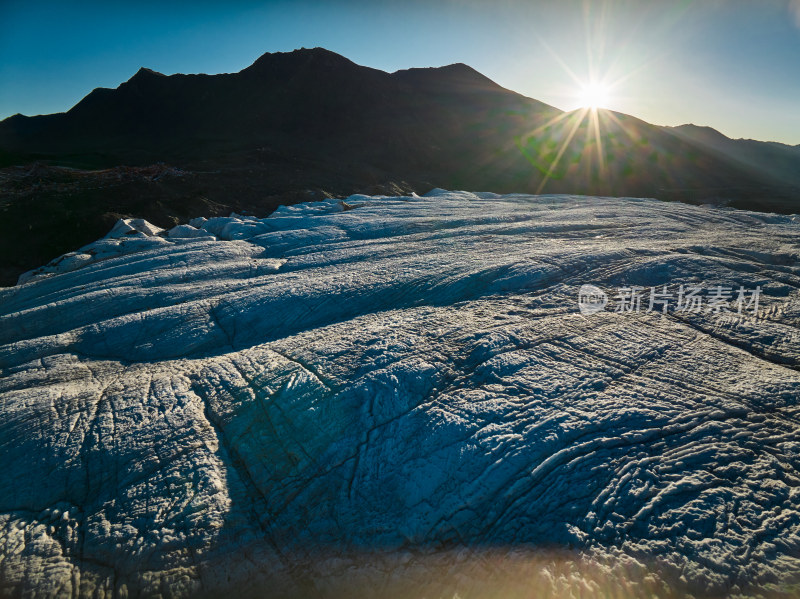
0, 48, 559, 180
667, 123, 800, 188
0, 47, 798, 285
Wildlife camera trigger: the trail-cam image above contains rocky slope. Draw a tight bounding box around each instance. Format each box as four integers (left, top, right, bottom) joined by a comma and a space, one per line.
2, 190, 800, 597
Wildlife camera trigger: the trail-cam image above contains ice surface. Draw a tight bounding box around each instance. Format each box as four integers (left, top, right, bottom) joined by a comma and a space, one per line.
2, 191, 800, 597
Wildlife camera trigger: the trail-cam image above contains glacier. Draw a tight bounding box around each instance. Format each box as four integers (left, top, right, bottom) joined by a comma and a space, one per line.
1, 189, 800, 597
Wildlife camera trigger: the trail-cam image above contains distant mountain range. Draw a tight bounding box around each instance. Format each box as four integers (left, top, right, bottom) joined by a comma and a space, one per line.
1, 47, 798, 285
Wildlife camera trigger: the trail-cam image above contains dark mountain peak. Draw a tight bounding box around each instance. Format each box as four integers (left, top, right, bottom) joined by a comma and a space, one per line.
438, 62, 481, 74
129, 67, 166, 82
392, 61, 503, 92
66, 68, 167, 116
243, 47, 359, 76
111, 66, 169, 100
672, 123, 730, 142
395, 61, 482, 77
295, 46, 354, 62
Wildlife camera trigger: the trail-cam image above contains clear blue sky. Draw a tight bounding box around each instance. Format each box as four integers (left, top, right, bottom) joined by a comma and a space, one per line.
1, 0, 799, 144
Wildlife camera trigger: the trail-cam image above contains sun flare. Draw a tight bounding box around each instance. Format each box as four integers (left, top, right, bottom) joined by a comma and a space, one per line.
577, 82, 610, 109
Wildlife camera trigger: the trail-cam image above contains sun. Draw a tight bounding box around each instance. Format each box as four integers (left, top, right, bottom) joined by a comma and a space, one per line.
577, 82, 610, 109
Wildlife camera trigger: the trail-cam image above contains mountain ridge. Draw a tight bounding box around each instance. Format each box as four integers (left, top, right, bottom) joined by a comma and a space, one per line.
0, 47, 798, 286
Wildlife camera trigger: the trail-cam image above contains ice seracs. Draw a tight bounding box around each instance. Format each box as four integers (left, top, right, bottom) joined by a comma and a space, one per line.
105, 217, 164, 239
1, 190, 800, 597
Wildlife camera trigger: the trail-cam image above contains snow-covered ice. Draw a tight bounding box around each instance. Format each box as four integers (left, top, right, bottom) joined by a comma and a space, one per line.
2, 190, 800, 597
